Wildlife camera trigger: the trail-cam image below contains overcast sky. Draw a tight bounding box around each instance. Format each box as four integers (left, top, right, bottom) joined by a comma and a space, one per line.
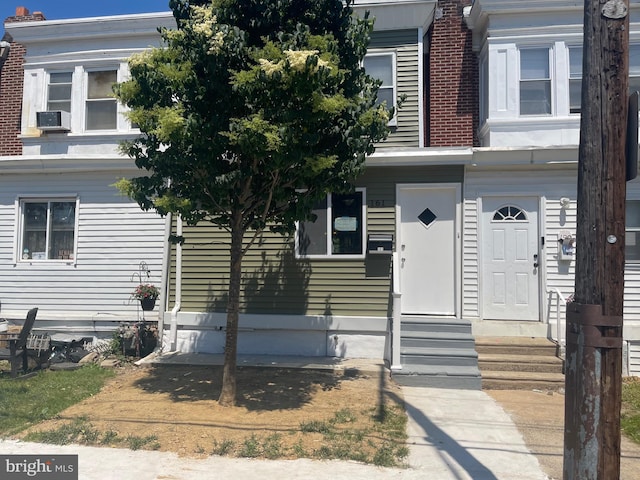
2, 1, 171, 37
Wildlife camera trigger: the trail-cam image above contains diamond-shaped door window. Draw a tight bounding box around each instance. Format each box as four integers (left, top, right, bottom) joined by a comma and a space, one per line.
418, 208, 437, 228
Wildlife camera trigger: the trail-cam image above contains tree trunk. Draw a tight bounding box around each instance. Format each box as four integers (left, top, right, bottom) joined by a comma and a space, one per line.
563, 1, 628, 478
218, 215, 245, 407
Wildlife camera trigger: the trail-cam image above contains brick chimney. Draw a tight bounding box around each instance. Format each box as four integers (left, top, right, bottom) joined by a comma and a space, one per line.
6, 6, 47, 24
1, 6, 47, 156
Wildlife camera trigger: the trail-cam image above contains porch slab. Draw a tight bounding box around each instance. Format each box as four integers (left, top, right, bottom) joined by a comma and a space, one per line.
137, 351, 386, 376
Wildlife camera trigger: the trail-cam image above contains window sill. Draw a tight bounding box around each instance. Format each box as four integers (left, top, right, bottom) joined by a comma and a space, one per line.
296, 254, 366, 261
15, 259, 76, 267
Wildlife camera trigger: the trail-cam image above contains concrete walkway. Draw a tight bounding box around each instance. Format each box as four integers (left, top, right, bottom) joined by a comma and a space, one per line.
0, 353, 550, 479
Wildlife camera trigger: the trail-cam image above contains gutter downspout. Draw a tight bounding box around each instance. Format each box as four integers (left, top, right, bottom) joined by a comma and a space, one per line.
391, 251, 402, 371
169, 214, 182, 351
156, 211, 172, 351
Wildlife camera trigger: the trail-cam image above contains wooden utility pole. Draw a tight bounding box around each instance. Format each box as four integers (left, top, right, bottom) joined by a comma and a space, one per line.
563, 0, 629, 479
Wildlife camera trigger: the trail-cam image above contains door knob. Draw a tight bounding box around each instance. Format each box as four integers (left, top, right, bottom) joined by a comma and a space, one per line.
533, 253, 539, 268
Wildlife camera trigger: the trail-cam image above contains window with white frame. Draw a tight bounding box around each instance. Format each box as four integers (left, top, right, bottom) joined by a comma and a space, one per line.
47, 72, 72, 113
569, 44, 640, 114
519, 48, 551, 115
363, 52, 396, 124
19, 199, 77, 261
297, 190, 366, 258
569, 46, 582, 114
86, 70, 117, 130
627, 200, 640, 262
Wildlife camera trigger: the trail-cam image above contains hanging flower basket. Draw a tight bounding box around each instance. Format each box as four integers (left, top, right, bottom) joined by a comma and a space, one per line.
132, 283, 159, 311
140, 297, 156, 311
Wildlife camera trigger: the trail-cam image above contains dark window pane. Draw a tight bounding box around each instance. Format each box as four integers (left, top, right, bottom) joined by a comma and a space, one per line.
298, 197, 328, 255
569, 79, 582, 114
86, 101, 117, 130
364, 56, 392, 85
375, 88, 394, 109
88, 71, 116, 99
51, 202, 75, 227
51, 231, 74, 259
520, 81, 551, 114
49, 84, 72, 102
50, 72, 72, 84
331, 192, 362, 255
493, 206, 527, 222
627, 201, 640, 228
520, 49, 549, 79
24, 203, 47, 228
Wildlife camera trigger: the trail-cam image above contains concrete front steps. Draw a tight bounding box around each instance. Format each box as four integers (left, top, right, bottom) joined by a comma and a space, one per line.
392, 316, 482, 390
476, 336, 565, 390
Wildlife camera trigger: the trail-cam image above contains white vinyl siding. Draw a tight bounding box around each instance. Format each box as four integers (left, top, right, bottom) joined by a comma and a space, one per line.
463, 197, 480, 318
630, 341, 640, 376
0, 171, 165, 319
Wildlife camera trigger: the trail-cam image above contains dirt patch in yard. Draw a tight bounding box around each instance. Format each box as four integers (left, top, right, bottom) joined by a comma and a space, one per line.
16, 364, 406, 461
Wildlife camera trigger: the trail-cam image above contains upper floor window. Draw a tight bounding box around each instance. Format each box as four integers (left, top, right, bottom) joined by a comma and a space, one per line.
627, 200, 640, 262
47, 72, 72, 113
569, 46, 582, 114
86, 70, 117, 130
520, 48, 551, 115
364, 52, 397, 125
296, 190, 366, 258
568, 45, 640, 115
19, 198, 77, 261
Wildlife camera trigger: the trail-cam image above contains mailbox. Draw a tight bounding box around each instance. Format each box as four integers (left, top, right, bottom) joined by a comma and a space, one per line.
367, 234, 393, 254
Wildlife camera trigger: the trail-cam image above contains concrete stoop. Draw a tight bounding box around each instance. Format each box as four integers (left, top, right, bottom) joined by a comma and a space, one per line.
392, 317, 482, 390
476, 336, 565, 390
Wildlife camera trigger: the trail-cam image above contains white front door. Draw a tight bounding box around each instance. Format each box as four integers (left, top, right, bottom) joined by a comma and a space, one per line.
398, 184, 458, 315
482, 197, 540, 321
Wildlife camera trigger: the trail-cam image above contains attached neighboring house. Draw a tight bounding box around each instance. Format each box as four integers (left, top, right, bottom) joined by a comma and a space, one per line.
465, 0, 640, 377
0, 8, 172, 335
3, 1, 639, 381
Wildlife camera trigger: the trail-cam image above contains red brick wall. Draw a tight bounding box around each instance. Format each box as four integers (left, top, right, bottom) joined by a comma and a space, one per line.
427, 0, 478, 147
0, 8, 46, 156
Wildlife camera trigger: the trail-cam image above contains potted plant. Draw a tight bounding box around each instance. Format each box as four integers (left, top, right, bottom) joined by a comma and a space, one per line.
132, 283, 159, 311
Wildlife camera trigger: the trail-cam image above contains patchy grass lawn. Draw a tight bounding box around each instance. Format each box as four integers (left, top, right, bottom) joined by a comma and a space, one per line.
0, 364, 115, 437
10, 364, 409, 467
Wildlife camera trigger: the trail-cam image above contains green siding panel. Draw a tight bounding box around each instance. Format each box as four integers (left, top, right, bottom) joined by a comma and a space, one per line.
171, 166, 463, 317
369, 29, 421, 149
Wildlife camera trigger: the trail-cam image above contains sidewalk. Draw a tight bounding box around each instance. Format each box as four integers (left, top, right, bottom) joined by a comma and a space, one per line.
0, 353, 550, 479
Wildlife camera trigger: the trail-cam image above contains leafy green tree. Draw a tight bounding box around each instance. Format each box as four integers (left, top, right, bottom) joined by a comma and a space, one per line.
115, 0, 391, 406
